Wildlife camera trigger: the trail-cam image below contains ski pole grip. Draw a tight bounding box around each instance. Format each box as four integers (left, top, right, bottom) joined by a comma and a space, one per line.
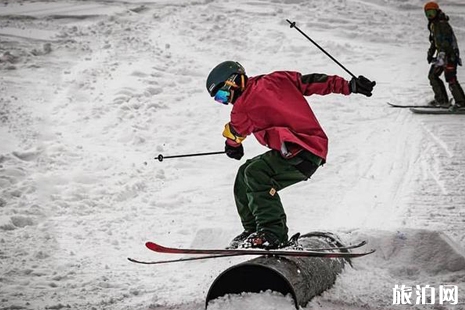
288, 20, 296, 28
286, 19, 357, 79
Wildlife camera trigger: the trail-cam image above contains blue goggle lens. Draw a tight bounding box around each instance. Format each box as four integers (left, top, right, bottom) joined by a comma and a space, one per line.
214, 89, 230, 104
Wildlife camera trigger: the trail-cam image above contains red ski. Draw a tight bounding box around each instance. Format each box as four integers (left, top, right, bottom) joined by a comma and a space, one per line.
144, 241, 375, 258
127, 240, 374, 265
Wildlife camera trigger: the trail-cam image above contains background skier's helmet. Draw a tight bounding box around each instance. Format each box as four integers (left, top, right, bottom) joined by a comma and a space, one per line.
424, 1, 439, 11
424, 2, 439, 19
206, 61, 246, 97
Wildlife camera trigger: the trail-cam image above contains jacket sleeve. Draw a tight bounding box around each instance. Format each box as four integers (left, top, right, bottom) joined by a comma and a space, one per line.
428, 33, 436, 56
224, 109, 253, 146
297, 73, 351, 96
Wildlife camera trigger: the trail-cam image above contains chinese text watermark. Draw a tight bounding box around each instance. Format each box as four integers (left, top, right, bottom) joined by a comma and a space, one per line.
393, 285, 458, 305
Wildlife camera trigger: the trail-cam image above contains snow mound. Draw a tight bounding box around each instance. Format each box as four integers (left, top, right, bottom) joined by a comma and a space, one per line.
357, 229, 465, 276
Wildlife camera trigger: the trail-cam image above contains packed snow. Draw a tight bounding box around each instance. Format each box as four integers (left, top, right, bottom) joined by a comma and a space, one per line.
1, 0, 465, 309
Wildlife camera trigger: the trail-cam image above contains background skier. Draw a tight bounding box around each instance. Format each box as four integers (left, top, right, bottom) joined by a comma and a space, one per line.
424, 1, 464, 110
206, 61, 376, 249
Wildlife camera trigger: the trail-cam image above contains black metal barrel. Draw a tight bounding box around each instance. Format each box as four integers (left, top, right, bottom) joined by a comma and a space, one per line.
205, 232, 347, 309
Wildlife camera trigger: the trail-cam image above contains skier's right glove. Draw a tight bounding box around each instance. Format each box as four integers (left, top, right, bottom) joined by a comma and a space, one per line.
225, 140, 244, 160
349, 75, 376, 97
427, 51, 434, 64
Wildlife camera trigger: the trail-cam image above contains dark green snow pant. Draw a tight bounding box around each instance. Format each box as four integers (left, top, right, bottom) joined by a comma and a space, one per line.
233, 150, 320, 243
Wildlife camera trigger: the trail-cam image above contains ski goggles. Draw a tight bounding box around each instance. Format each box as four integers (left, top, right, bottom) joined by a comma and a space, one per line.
425, 9, 437, 19
214, 89, 231, 104
214, 75, 238, 105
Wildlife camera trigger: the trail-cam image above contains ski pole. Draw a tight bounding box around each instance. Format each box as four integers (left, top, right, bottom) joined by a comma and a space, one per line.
286, 19, 357, 79
156, 151, 225, 162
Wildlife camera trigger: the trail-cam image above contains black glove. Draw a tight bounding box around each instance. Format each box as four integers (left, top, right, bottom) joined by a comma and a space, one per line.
225, 141, 244, 160
454, 48, 462, 66
427, 51, 434, 64
350, 75, 376, 97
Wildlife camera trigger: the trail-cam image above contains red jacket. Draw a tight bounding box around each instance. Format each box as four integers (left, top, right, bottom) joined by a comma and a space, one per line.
228, 71, 350, 161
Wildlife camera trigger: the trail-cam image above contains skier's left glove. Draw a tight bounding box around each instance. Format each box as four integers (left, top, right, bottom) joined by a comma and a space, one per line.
350, 75, 376, 97
427, 51, 434, 64
225, 140, 244, 160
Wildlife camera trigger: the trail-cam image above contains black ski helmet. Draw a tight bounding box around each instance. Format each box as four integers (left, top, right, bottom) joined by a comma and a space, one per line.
206, 61, 246, 97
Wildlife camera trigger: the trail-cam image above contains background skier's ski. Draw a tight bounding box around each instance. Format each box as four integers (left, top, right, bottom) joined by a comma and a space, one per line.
386, 102, 448, 108
410, 107, 465, 114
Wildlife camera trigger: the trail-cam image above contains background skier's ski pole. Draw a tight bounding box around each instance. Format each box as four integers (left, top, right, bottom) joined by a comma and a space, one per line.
156, 151, 225, 162
286, 19, 357, 79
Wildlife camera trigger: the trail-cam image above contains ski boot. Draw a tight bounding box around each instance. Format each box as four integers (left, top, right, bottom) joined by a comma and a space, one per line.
449, 82, 465, 111
241, 230, 283, 249
427, 99, 450, 108
227, 230, 254, 249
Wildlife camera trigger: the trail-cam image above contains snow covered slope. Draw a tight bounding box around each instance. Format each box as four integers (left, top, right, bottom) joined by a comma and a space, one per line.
1, 0, 465, 309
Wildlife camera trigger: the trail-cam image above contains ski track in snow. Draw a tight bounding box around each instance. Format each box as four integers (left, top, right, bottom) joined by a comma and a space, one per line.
1, 0, 465, 309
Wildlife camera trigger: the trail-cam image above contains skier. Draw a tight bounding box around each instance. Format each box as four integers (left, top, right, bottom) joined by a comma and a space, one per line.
206, 61, 376, 249
424, 1, 464, 111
